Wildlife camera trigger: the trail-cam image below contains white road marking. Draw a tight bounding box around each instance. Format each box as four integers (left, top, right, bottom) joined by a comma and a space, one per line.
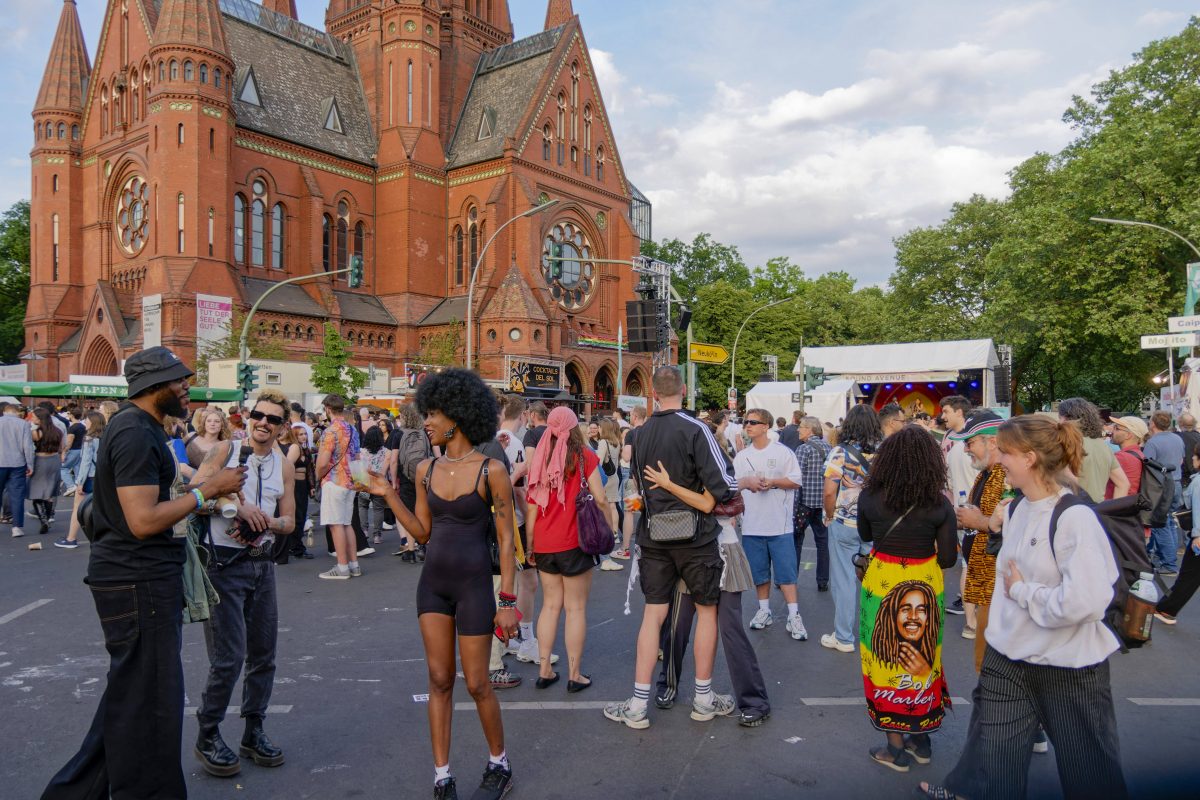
1128, 698, 1200, 706
413, 694, 429, 702
454, 700, 611, 711
0, 599, 53, 626
183, 705, 293, 715
784, 736, 805, 744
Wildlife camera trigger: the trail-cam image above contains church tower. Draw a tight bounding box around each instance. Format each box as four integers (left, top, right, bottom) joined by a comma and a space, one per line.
27, 0, 91, 371
145, 0, 235, 349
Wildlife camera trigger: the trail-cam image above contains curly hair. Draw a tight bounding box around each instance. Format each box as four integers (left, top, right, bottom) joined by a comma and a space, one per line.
397, 402, 423, 430
415, 368, 498, 445
839, 403, 882, 453
871, 581, 940, 672
864, 424, 947, 511
1057, 397, 1104, 439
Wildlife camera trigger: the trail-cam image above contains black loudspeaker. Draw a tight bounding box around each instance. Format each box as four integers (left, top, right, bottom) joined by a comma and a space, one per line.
994, 365, 1011, 405
626, 299, 668, 352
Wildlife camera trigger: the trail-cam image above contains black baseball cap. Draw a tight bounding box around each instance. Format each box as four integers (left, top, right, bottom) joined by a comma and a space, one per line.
124, 346, 193, 398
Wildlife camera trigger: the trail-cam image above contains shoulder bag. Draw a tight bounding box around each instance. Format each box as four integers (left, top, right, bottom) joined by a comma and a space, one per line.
632, 440, 698, 544
852, 504, 913, 582
576, 456, 615, 555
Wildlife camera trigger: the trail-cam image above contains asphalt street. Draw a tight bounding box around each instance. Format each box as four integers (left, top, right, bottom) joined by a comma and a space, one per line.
2, 504, 1199, 799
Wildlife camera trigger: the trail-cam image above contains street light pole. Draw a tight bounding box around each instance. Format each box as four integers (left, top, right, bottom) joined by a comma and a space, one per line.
730, 297, 795, 394
465, 198, 560, 370
1089, 217, 1200, 261
238, 268, 353, 364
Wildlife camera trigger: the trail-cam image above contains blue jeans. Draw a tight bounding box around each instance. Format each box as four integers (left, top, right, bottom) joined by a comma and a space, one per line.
198, 555, 279, 729
829, 519, 867, 645
0, 466, 28, 528
793, 505, 830, 586
1148, 488, 1183, 572
42, 577, 186, 800
60, 449, 81, 489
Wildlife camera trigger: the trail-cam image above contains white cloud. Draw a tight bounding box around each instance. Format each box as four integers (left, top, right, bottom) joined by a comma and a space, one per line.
986, 2, 1058, 35
589, 49, 675, 117
1137, 9, 1189, 27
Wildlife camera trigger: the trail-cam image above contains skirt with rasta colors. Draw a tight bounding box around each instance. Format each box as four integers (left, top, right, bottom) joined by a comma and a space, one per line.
859, 551, 951, 733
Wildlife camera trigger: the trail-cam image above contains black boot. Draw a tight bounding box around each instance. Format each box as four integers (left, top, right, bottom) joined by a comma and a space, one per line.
195, 725, 241, 777
240, 716, 285, 767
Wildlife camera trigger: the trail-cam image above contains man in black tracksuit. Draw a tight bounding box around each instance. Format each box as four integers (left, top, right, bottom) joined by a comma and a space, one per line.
603, 367, 739, 729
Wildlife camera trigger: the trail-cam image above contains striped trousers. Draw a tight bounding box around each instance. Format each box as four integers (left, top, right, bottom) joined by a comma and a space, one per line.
943, 646, 1127, 800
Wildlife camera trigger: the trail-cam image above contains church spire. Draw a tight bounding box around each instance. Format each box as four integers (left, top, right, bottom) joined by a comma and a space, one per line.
544, 0, 575, 31
262, 0, 298, 19
154, 0, 228, 56
35, 0, 91, 114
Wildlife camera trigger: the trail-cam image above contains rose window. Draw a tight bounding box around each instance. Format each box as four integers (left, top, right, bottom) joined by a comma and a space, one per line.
116, 176, 150, 255
540, 221, 596, 311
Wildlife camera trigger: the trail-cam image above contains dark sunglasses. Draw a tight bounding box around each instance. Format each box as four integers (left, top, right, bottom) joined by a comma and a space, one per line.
249, 410, 284, 426
745, 420, 768, 427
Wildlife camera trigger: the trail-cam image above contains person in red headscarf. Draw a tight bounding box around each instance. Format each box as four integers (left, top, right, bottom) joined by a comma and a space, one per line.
526, 406, 616, 692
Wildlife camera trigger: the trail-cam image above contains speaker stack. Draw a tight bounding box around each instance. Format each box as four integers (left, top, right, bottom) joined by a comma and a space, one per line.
626, 299, 669, 353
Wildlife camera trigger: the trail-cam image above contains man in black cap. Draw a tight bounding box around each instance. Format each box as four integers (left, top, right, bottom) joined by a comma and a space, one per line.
42, 346, 247, 800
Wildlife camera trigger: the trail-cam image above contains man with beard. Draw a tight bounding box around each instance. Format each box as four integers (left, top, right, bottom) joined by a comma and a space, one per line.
191, 390, 296, 777
42, 347, 246, 800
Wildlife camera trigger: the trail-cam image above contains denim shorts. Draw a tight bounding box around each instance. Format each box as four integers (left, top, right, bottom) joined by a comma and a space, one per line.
742, 534, 799, 586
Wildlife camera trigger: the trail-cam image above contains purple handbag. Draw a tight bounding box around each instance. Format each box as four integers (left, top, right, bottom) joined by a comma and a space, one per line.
576, 462, 615, 556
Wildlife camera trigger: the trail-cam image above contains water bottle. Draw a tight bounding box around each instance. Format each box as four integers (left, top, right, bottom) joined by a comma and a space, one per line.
1123, 571, 1159, 643
957, 490, 968, 507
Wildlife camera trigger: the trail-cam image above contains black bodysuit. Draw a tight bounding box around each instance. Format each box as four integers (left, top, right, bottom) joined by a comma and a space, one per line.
416, 459, 496, 635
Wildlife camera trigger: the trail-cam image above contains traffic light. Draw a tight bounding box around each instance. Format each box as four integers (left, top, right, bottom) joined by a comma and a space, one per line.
237, 362, 260, 397
549, 243, 564, 280
349, 254, 364, 288
803, 365, 826, 391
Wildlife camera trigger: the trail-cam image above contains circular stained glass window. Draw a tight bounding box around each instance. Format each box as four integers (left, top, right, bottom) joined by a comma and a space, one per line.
116, 175, 150, 255
541, 222, 596, 311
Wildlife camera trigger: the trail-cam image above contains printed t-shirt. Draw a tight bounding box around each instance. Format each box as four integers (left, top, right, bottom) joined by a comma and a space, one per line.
733, 441, 804, 536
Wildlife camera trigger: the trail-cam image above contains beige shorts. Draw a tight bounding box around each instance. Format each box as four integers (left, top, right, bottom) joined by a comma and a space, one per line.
320, 482, 356, 526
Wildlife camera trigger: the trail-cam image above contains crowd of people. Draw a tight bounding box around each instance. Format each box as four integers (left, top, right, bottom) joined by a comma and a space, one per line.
12, 344, 1200, 799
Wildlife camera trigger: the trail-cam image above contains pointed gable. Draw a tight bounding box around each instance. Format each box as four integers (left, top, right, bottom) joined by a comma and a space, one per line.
154, 0, 228, 56
481, 264, 549, 323
239, 65, 263, 106
36, 1, 92, 114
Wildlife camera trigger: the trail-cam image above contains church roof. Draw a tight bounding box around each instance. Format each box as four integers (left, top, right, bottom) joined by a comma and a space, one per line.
36, 1, 92, 114
242, 277, 326, 318
418, 296, 468, 328
154, 0, 228, 56
480, 264, 548, 322
223, 14, 375, 165
334, 291, 398, 326
446, 25, 566, 169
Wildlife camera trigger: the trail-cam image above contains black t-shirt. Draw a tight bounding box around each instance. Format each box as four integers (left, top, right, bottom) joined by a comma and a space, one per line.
88, 404, 184, 583
856, 488, 958, 568
523, 425, 546, 450
67, 422, 86, 451
386, 429, 403, 451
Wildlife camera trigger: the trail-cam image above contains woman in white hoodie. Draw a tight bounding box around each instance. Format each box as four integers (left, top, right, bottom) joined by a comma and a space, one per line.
918, 415, 1127, 800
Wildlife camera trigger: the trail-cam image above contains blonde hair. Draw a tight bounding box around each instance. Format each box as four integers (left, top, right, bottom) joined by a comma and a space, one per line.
253, 389, 290, 413
98, 400, 120, 421
196, 407, 231, 440
599, 417, 621, 450
996, 415, 1084, 487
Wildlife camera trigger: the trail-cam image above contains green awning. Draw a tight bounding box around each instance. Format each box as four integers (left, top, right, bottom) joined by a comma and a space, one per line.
0, 382, 242, 402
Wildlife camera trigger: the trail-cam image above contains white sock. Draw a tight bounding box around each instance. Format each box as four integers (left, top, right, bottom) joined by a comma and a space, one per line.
489, 751, 509, 769
434, 764, 451, 784
348, 560, 360, 570
695, 678, 713, 703
630, 682, 650, 712
336, 564, 350, 575
519, 622, 533, 640
758, 599, 770, 613
787, 603, 799, 618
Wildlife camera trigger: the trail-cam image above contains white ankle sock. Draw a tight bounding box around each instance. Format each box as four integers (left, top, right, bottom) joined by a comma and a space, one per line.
695, 678, 714, 703
519, 622, 533, 640
489, 751, 509, 769
629, 682, 650, 712
335, 564, 350, 575
758, 599, 770, 612
787, 603, 799, 618
434, 764, 451, 784
348, 560, 360, 570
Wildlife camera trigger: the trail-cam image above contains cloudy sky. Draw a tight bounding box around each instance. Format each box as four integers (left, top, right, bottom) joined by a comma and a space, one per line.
1, 0, 1195, 285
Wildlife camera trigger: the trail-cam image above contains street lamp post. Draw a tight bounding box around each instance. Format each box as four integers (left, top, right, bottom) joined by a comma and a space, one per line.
1090, 216, 1200, 406
465, 199, 561, 370
730, 297, 796, 396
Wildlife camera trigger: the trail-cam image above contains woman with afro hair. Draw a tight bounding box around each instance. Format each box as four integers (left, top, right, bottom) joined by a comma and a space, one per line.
368, 368, 518, 800
856, 424, 957, 773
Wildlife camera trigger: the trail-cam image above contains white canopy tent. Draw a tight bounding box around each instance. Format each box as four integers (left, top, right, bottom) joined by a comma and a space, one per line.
804, 379, 863, 427
745, 380, 805, 423
792, 339, 1000, 407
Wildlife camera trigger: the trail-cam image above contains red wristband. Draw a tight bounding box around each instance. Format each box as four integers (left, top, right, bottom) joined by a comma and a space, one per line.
497, 591, 517, 602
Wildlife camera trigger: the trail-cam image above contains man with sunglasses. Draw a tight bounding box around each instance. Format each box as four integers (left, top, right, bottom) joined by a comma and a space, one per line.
190, 390, 296, 778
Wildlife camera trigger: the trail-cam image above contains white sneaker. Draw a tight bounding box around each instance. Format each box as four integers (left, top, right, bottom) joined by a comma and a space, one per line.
962, 626, 977, 640
599, 558, 624, 571
348, 564, 363, 577
382, 521, 395, 530
786, 615, 808, 641
11, 527, 24, 538
690, 692, 736, 721
304, 518, 314, 532
603, 698, 650, 730
357, 547, 376, 557
63, 487, 75, 497
819, 633, 855, 653
319, 567, 350, 580
749, 608, 773, 630
515, 638, 559, 665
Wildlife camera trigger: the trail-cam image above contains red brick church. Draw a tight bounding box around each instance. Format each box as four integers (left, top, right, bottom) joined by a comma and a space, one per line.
27, 0, 655, 411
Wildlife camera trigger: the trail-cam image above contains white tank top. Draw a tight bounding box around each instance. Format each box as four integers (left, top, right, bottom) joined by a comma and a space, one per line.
210, 443, 285, 549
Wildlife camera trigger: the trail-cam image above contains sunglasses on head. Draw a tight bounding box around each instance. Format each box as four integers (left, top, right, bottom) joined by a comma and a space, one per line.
249, 410, 284, 426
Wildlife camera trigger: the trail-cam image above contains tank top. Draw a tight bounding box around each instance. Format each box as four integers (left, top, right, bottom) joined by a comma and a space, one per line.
210, 443, 284, 549
423, 459, 493, 577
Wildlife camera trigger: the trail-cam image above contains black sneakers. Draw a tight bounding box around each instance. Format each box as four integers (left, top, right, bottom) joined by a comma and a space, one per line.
471, 762, 513, 800
434, 776, 458, 800
946, 596, 965, 615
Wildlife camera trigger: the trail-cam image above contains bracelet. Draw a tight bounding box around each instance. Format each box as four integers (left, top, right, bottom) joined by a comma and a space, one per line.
497, 598, 517, 609
497, 591, 517, 603
191, 488, 204, 511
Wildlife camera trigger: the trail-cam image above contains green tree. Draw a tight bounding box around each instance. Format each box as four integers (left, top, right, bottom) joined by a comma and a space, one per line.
0, 200, 30, 364
193, 307, 285, 386
310, 322, 367, 401
642, 233, 752, 303
418, 320, 463, 366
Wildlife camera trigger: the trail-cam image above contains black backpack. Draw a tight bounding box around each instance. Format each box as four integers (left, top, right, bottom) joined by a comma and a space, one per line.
1136, 454, 1174, 528
1013, 492, 1157, 652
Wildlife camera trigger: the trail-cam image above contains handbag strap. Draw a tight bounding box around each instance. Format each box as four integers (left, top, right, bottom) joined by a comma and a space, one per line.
876, 505, 914, 549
